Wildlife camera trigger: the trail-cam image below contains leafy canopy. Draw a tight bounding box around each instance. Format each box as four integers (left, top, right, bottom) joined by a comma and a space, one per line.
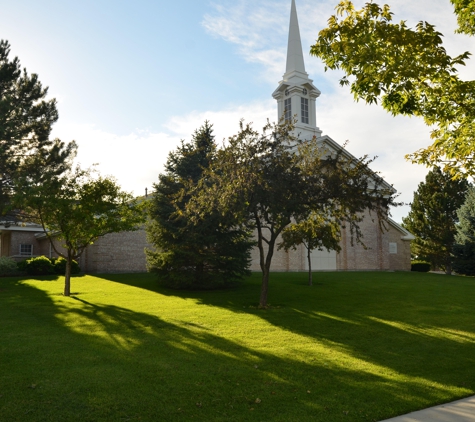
19, 166, 145, 296
187, 120, 399, 307
311, 1, 475, 176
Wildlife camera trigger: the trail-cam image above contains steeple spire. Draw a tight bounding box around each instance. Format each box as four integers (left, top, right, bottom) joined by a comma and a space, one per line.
286, 0, 306, 75
272, 0, 322, 140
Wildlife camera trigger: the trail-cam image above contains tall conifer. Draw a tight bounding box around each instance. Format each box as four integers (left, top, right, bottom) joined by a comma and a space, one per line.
402, 167, 470, 273
0, 40, 75, 220
146, 122, 253, 289
452, 187, 475, 275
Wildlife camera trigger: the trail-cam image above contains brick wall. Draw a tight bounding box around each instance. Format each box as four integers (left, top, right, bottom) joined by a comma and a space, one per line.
250, 211, 412, 272
81, 230, 152, 273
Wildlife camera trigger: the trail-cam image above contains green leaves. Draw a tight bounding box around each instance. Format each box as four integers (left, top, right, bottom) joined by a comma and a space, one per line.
311, 1, 475, 175
188, 119, 399, 306
451, 0, 475, 35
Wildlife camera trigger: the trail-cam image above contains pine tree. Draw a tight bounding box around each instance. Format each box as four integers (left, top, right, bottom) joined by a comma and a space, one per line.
0, 40, 75, 221
402, 167, 470, 273
452, 187, 475, 276
146, 122, 253, 289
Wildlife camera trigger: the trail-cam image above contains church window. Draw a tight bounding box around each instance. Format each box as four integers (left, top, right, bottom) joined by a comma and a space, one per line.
284, 98, 292, 121
301, 97, 309, 124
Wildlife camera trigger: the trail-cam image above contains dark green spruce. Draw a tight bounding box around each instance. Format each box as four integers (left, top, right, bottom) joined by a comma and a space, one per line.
402, 167, 470, 274
0, 39, 75, 221
452, 187, 475, 276
146, 122, 253, 289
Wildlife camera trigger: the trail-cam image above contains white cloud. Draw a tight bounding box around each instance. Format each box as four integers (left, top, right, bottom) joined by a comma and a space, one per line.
202, 0, 289, 83
50, 101, 276, 198
164, 100, 275, 142
51, 121, 182, 196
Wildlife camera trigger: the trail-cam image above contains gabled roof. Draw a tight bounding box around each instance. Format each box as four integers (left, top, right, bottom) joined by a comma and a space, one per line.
314, 134, 396, 194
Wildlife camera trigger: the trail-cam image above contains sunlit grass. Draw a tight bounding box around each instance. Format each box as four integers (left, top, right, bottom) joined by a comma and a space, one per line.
1, 271, 474, 421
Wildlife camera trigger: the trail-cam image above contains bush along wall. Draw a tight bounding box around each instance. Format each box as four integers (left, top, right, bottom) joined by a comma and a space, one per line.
0, 256, 19, 276
51, 257, 80, 275
20, 256, 80, 276
411, 261, 431, 272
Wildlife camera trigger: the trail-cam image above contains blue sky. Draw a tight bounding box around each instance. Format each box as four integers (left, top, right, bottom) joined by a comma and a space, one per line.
2, 0, 474, 222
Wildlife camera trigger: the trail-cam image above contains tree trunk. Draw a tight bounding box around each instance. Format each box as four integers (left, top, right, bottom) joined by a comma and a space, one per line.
259, 236, 277, 308
259, 268, 270, 309
63, 254, 72, 296
445, 252, 452, 275
307, 247, 313, 286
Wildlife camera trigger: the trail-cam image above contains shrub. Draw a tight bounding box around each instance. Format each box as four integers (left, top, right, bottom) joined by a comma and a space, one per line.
24, 256, 55, 275
411, 261, 431, 272
53, 257, 80, 275
17, 259, 29, 272
0, 256, 18, 276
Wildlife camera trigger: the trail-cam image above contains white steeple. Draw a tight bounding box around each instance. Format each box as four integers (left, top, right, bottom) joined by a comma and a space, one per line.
272, 0, 322, 139
286, 0, 306, 76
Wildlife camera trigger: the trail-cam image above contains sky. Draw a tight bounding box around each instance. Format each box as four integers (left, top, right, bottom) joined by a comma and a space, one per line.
1, 0, 474, 223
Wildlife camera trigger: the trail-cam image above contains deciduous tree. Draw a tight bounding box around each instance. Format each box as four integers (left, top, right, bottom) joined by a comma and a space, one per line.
279, 211, 341, 286
310, 1, 475, 175
19, 167, 144, 296
188, 120, 398, 308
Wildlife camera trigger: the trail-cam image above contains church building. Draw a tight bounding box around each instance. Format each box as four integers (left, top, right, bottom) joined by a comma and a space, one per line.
248, 0, 414, 272
0, 0, 413, 273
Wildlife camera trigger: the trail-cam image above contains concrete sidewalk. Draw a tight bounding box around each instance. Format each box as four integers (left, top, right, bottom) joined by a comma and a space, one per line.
380, 395, 475, 421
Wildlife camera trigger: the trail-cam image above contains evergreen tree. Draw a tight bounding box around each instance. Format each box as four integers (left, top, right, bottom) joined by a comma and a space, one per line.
146, 122, 253, 289
402, 167, 470, 273
452, 187, 475, 276
0, 40, 75, 221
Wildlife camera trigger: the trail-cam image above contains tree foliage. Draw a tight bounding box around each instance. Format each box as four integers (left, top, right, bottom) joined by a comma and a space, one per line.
188, 120, 399, 308
0, 40, 75, 220
452, 187, 475, 275
146, 122, 253, 290
18, 167, 144, 296
310, 1, 475, 175
402, 167, 470, 273
451, 0, 475, 35
279, 210, 341, 286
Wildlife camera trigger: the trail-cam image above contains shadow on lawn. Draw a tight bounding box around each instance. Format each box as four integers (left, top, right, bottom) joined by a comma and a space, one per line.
100, 272, 475, 408
3, 275, 472, 421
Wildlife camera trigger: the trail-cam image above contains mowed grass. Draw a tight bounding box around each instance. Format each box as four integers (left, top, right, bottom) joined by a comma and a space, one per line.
1, 272, 475, 421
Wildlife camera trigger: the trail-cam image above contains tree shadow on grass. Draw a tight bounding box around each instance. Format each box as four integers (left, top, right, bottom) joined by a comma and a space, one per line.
99, 271, 475, 415
2, 275, 469, 421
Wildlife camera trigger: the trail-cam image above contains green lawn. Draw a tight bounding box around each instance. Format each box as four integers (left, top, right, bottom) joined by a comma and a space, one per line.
1, 271, 474, 421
